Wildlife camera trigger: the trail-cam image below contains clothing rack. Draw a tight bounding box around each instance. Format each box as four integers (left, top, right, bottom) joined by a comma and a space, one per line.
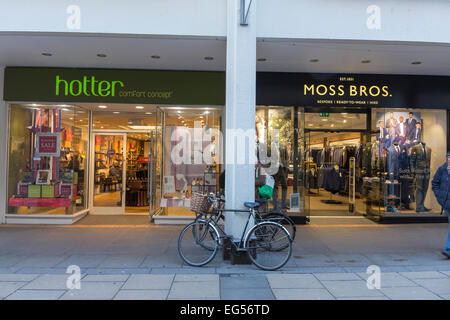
320, 162, 344, 205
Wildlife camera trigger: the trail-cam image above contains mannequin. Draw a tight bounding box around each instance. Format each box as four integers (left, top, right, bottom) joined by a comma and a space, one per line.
410, 142, 432, 212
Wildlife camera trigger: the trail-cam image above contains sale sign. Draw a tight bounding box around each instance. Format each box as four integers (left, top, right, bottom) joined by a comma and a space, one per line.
36, 133, 60, 156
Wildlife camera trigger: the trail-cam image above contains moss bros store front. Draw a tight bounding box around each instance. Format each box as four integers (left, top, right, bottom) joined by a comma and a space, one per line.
256, 72, 450, 223
2, 67, 224, 224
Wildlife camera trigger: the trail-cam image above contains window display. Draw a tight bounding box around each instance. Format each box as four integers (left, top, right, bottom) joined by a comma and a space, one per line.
7, 104, 89, 215
159, 108, 222, 217
364, 108, 447, 218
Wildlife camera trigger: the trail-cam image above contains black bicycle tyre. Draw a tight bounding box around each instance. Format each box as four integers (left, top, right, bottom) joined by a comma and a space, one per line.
245, 222, 292, 271
261, 212, 296, 241
178, 220, 219, 267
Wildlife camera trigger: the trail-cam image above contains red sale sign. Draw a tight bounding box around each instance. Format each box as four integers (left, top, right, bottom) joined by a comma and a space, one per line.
36, 133, 60, 156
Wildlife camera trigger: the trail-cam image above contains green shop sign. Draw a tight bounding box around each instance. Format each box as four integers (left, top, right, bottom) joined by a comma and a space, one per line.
3, 67, 225, 105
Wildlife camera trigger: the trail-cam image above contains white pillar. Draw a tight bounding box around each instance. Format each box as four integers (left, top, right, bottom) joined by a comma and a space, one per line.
0, 66, 6, 224
225, 0, 257, 239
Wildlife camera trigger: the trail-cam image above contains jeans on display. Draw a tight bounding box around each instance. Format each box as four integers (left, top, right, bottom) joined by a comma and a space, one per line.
415, 176, 430, 211
446, 210, 450, 250
272, 185, 288, 210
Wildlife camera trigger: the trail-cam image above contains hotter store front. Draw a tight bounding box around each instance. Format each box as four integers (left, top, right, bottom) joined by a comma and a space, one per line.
256, 72, 450, 223
3, 67, 224, 224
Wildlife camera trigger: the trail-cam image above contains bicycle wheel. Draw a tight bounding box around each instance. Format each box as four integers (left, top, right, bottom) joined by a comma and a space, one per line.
261, 213, 296, 241
178, 220, 219, 267
245, 222, 292, 271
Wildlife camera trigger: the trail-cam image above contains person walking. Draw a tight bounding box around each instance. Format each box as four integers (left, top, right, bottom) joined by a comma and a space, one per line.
431, 151, 450, 258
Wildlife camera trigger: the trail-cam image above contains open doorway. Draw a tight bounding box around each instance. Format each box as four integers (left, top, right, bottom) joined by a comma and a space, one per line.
304, 110, 368, 216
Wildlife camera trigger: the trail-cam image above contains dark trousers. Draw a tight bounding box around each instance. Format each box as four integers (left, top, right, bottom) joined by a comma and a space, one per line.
400, 177, 409, 206
415, 176, 430, 210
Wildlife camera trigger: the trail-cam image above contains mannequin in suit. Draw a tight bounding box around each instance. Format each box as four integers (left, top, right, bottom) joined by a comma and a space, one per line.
408, 122, 422, 146
410, 142, 432, 212
386, 112, 398, 141
405, 112, 417, 138
376, 120, 390, 157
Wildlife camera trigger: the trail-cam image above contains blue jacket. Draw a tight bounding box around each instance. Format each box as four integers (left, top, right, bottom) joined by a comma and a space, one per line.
432, 152, 450, 210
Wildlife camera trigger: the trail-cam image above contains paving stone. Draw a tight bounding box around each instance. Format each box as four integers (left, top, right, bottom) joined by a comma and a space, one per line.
336, 296, 389, 300
266, 274, 323, 289
326, 254, 373, 267
0, 274, 39, 282
15, 268, 69, 274
56, 254, 108, 268
321, 280, 384, 298
122, 274, 174, 290
313, 273, 360, 281
272, 288, 335, 300
0, 282, 27, 298
399, 271, 448, 280
0, 255, 27, 268
174, 274, 219, 282
168, 281, 220, 300
151, 267, 216, 274
114, 290, 169, 300
440, 294, 450, 300
220, 275, 270, 289
14, 256, 67, 268
381, 287, 442, 300
82, 274, 130, 282
6, 290, 65, 300
357, 272, 416, 288
221, 288, 274, 300
98, 255, 147, 268
413, 278, 450, 295
292, 254, 338, 267
22, 274, 71, 290
440, 271, 450, 277
59, 282, 123, 300
85, 268, 150, 275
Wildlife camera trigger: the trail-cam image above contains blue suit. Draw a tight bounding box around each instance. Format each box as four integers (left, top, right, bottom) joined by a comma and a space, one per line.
376, 128, 390, 157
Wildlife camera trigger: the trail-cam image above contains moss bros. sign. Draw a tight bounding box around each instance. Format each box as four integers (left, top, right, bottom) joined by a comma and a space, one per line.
3, 67, 225, 105
256, 72, 450, 109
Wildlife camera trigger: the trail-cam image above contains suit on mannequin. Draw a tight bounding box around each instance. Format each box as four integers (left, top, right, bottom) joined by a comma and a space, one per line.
410, 142, 432, 212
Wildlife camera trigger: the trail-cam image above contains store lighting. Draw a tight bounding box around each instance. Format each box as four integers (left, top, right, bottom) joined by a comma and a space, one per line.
128, 125, 156, 130
145, 112, 152, 115
343, 119, 347, 123
136, 106, 144, 109
98, 105, 108, 109
204, 111, 210, 115
113, 111, 120, 114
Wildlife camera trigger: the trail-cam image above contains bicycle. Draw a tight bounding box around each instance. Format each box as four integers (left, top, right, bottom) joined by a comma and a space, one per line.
178, 197, 293, 271
197, 192, 296, 241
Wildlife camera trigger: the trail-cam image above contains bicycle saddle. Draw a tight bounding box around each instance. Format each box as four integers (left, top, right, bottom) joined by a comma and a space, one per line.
244, 202, 261, 208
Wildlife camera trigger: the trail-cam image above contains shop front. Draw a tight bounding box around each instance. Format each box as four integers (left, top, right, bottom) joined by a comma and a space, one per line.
3, 67, 224, 224
256, 72, 450, 223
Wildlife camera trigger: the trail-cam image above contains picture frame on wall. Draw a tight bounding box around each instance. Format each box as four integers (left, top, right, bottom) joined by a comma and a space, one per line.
36, 170, 51, 185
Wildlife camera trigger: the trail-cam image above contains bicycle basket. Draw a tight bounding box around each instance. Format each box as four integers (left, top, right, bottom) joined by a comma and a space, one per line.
190, 192, 211, 213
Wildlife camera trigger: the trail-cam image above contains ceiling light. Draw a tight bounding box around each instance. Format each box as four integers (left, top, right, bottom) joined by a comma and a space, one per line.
411, 61, 422, 65
309, 59, 319, 63
113, 111, 120, 114
343, 119, 347, 123
61, 108, 71, 111
98, 105, 108, 109
204, 111, 210, 115
145, 112, 152, 115
151, 55, 160, 59
41, 53, 52, 57
136, 106, 144, 109
204, 56, 214, 61
177, 111, 182, 114
97, 53, 107, 58
361, 60, 371, 64
101, 126, 104, 129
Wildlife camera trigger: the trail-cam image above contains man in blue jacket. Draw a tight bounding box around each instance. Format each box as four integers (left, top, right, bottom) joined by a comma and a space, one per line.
431, 151, 450, 258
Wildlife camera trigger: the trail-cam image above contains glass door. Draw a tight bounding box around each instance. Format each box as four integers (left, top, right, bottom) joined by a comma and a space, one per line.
92, 133, 126, 214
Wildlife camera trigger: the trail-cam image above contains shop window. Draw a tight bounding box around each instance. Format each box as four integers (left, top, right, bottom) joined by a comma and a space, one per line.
7, 104, 89, 215
364, 108, 448, 218
159, 108, 222, 217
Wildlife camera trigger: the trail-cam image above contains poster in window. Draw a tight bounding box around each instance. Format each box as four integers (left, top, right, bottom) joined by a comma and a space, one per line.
36, 133, 61, 157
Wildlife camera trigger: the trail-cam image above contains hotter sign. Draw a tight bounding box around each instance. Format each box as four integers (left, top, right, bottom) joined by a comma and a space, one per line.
36, 133, 60, 157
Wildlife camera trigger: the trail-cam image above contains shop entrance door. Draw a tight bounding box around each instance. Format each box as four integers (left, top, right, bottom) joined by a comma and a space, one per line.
92, 133, 126, 214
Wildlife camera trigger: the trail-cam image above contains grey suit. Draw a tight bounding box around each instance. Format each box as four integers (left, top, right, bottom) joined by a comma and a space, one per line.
410, 143, 432, 211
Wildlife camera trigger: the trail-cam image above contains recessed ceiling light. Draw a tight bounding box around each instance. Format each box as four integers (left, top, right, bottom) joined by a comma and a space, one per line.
204, 111, 210, 115
41, 53, 52, 57
97, 53, 107, 58
257, 58, 267, 62
309, 59, 319, 63
145, 112, 152, 115
98, 105, 108, 109
151, 55, 160, 59
361, 60, 371, 63
113, 111, 120, 114
411, 61, 422, 65
61, 108, 70, 111
343, 119, 347, 123
136, 106, 144, 109
204, 56, 214, 61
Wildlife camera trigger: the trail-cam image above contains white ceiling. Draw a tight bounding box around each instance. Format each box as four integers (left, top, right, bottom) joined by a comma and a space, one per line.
2, 33, 450, 76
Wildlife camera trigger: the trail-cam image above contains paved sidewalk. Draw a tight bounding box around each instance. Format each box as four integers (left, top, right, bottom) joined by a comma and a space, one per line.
1, 271, 450, 300
0, 222, 449, 299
